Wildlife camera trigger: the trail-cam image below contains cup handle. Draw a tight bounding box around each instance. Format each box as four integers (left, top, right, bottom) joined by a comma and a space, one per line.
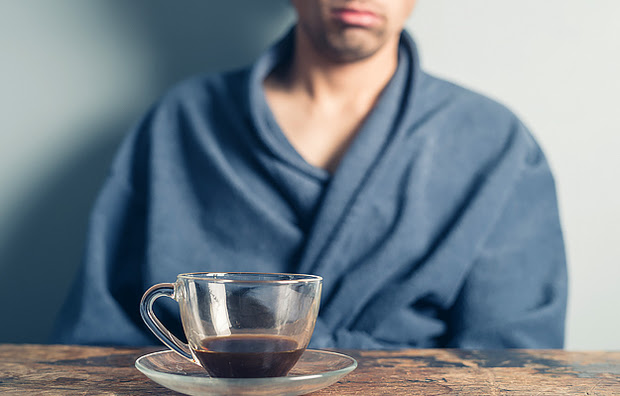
140, 283, 193, 361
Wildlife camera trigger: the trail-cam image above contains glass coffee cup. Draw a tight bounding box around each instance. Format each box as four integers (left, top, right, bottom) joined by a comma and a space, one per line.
140, 272, 322, 378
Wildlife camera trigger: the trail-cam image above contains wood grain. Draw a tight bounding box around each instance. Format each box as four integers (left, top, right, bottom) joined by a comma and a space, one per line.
0, 344, 173, 395
322, 349, 620, 395
1, 345, 619, 395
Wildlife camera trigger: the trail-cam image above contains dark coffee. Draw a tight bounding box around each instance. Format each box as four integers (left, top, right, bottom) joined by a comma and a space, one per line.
193, 334, 304, 378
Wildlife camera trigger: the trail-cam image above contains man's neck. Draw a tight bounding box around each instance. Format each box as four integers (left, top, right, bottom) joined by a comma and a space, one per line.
262, 28, 402, 172
271, 28, 400, 110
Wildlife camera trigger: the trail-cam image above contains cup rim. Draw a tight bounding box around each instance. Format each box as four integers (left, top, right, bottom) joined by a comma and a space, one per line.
176, 272, 322, 284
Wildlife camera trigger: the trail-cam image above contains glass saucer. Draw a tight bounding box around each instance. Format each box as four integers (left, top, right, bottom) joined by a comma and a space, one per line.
135, 349, 357, 396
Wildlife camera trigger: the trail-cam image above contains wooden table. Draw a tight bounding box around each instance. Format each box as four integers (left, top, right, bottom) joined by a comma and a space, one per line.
1, 344, 619, 395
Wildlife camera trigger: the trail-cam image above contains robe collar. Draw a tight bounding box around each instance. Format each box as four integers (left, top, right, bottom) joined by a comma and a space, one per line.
248, 28, 422, 276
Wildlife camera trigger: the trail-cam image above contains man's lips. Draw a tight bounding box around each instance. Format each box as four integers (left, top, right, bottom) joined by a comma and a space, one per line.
331, 8, 382, 28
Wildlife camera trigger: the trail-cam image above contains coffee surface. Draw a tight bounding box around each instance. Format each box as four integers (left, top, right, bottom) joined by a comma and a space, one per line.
193, 334, 304, 378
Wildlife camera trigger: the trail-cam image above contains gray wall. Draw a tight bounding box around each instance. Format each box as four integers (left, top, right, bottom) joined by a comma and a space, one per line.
2, 1, 619, 349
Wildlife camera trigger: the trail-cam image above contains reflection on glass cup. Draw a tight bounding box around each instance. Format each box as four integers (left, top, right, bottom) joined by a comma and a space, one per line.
140, 272, 322, 378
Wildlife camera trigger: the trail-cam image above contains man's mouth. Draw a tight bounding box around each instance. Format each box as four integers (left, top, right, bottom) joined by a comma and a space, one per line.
331, 7, 382, 28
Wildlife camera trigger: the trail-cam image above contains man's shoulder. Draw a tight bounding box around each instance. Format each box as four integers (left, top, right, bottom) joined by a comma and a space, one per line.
420, 72, 518, 127
414, 72, 544, 164
118, 66, 254, 158
157, 67, 251, 110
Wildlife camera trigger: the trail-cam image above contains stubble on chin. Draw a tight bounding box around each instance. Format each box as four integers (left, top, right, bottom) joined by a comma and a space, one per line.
301, 20, 388, 63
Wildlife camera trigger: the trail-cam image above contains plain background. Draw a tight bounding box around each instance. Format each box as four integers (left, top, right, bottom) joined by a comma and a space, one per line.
0, 1, 618, 349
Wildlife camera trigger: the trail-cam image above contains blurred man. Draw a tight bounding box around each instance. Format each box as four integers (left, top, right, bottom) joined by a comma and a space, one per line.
54, 0, 567, 349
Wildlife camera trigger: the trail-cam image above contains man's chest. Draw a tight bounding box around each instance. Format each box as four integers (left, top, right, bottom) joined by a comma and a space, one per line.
265, 90, 374, 173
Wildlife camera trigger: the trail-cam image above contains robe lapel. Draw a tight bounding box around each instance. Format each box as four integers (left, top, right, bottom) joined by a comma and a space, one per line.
297, 34, 420, 278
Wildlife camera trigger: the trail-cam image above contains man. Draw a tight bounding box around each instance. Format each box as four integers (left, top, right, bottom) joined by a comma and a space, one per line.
53, 0, 567, 349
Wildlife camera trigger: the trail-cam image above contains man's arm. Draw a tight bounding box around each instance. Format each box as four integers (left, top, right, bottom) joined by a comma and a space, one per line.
50, 172, 155, 345
446, 146, 568, 348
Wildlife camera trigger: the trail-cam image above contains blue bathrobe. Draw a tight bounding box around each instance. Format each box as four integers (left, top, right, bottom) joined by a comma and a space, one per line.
53, 29, 567, 349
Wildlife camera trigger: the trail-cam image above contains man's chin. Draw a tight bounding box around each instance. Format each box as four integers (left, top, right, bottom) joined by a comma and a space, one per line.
325, 42, 384, 63
322, 29, 385, 61
326, 47, 379, 63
